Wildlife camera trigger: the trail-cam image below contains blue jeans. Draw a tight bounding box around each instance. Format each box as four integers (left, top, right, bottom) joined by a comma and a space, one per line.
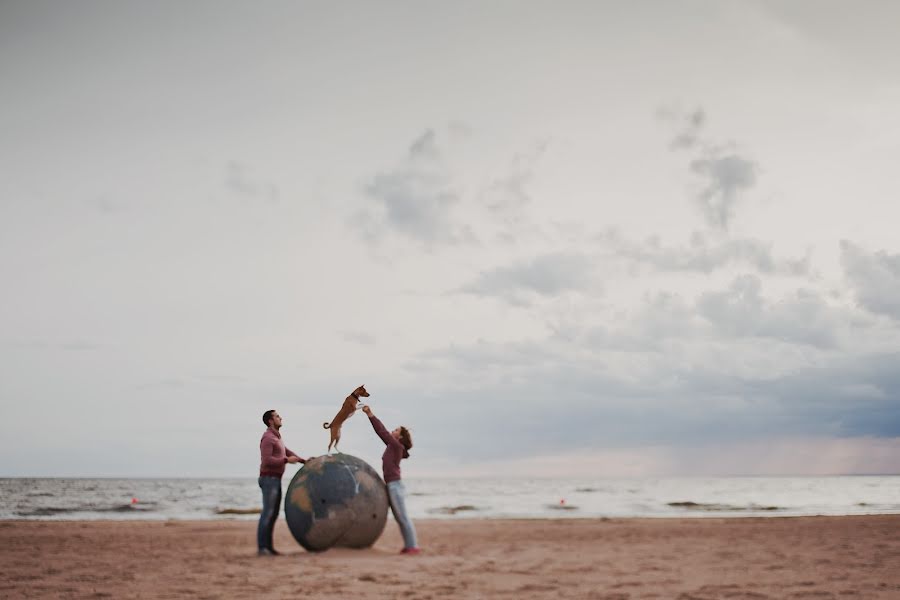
387, 480, 418, 549
257, 476, 282, 551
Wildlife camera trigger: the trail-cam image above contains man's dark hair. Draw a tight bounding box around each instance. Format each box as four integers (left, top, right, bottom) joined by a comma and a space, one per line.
262, 409, 276, 427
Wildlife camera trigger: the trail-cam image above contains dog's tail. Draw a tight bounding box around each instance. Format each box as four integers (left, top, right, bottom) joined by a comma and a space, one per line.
323, 422, 331, 429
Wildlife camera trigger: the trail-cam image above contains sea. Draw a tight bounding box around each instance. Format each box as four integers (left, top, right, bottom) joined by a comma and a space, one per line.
1, 476, 898, 521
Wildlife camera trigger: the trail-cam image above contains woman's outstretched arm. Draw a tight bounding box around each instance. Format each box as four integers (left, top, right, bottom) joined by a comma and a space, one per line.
362, 405, 396, 446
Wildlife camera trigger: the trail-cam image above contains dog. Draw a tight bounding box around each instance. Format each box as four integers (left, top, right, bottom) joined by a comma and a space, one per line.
323, 385, 369, 453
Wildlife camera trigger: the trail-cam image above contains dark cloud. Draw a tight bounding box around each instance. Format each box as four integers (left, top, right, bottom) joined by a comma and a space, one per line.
459, 252, 598, 306
840, 240, 900, 320
740, 352, 900, 439
596, 229, 811, 276
403, 334, 900, 461
406, 271, 895, 460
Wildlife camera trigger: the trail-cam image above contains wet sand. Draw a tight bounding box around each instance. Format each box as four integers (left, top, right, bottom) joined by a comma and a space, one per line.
1, 516, 898, 599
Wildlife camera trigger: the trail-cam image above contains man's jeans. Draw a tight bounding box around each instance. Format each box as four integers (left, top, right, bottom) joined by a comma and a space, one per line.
387, 480, 418, 549
257, 476, 282, 551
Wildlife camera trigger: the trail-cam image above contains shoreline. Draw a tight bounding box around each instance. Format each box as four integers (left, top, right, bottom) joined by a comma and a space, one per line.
3, 515, 898, 598
4, 511, 900, 522
4, 509, 900, 523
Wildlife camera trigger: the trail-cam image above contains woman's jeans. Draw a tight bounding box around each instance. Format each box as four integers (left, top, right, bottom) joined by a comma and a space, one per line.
257, 476, 282, 551
387, 480, 418, 549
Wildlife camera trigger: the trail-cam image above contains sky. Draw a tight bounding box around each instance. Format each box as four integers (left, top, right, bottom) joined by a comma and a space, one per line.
2, 1, 899, 478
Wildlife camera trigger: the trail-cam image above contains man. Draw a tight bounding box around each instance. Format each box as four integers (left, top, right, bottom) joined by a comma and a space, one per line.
258, 409, 308, 556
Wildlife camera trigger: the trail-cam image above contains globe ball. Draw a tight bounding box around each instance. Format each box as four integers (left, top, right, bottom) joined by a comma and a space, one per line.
284, 453, 389, 552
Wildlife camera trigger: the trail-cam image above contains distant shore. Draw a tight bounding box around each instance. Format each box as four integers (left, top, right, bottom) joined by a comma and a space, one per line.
2, 515, 898, 598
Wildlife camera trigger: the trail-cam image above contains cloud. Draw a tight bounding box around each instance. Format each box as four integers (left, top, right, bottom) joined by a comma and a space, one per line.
225, 161, 279, 203
596, 229, 811, 276
696, 274, 839, 348
405, 334, 900, 462
425, 436, 900, 477
573, 276, 848, 354
840, 240, 900, 320
579, 292, 700, 352
364, 170, 462, 242
357, 129, 474, 246
667, 107, 706, 150
661, 106, 760, 231
406, 270, 900, 461
689, 152, 759, 230
482, 140, 549, 220
459, 252, 598, 306
356, 129, 555, 248
741, 352, 900, 439
408, 129, 439, 161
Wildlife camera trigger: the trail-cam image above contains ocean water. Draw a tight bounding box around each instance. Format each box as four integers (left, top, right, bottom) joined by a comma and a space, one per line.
1, 476, 898, 521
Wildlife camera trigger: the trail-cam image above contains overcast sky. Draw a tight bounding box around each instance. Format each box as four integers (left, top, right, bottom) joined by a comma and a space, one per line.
2, 1, 899, 478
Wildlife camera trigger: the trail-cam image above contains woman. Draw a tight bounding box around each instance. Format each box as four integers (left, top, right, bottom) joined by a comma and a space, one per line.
361, 404, 420, 554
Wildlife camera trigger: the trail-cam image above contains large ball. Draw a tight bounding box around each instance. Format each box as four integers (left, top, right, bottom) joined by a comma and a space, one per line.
284, 453, 389, 552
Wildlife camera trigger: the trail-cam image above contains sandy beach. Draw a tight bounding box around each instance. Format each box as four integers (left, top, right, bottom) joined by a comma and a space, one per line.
1, 516, 898, 599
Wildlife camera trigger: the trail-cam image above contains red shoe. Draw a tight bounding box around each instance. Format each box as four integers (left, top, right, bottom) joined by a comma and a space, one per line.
400, 547, 421, 555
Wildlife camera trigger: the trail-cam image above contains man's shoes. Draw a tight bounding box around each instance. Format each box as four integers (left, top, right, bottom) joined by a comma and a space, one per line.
400, 547, 421, 555
258, 548, 280, 556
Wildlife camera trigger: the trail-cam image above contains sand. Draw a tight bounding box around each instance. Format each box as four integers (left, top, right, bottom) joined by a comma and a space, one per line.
1, 516, 898, 599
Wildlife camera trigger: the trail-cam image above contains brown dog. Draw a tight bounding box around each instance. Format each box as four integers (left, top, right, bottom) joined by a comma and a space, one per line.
323, 385, 369, 453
